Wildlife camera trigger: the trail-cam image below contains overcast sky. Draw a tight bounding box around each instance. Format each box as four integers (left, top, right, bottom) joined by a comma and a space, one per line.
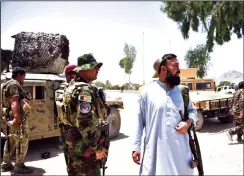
1, 1, 243, 85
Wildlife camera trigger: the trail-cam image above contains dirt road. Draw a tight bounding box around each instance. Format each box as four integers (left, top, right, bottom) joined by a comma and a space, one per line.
1, 92, 243, 175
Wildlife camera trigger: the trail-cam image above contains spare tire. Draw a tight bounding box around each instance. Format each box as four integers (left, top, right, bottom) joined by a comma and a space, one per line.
107, 107, 121, 139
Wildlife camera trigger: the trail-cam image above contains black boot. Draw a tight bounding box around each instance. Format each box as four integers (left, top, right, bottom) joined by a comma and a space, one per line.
1, 163, 14, 172
14, 164, 33, 174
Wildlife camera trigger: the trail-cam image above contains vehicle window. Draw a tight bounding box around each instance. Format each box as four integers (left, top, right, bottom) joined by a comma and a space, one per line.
196, 82, 212, 90
22, 86, 33, 99
187, 83, 193, 90
35, 86, 45, 100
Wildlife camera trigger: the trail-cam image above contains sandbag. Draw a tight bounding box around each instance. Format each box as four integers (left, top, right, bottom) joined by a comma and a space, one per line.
11, 32, 69, 74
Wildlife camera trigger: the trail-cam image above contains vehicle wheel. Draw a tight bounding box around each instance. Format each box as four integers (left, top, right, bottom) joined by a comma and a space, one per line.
107, 107, 121, 139
195, 110, 204, 131
218, 115, 234, 123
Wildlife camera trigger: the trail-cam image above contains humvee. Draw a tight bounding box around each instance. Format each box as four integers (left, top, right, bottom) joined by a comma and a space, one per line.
139, 68, 234, 131
180, 68, 234, 130
1, 71, 124, 154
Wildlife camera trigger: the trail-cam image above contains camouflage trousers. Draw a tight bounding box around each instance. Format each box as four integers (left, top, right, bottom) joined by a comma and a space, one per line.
62, 126, 101, 176
66, 155, 101, 176
229, 117, 244, 137
1, 120, 29, 169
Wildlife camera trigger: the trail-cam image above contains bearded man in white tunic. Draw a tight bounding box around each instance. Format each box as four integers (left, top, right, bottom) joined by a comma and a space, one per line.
132, 54, 197, 175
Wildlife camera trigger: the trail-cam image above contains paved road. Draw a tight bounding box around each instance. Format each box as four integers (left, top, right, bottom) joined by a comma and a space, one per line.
1, 92, 243, 175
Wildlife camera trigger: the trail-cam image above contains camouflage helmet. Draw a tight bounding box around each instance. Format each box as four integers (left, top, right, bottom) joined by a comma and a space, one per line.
76, 54, 103, 70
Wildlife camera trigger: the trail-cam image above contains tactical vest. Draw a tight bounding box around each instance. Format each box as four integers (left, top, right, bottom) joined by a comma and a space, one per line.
55, 82, 72, 126
62, 81, 108, 126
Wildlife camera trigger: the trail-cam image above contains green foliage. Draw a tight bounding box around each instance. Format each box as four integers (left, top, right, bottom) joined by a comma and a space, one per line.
184, 44, 210, 78
119, 57, 132, 74
161, 1, 244, 52
94, 81, 105, 88
218, 81, 232, 87
119, 43, 137, 83
105, 80, 112, 89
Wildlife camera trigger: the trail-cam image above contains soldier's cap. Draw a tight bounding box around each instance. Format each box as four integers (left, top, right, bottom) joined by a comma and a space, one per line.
75, 54, 103, 71
152, 53, 177, 78
65, 65, 77, 74
12, 66, 26, 75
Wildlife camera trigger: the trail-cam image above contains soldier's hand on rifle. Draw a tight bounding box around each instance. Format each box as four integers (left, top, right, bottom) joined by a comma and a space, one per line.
132, 151, 141, 165
175, 119, 192, 134
96, 148, 108, 160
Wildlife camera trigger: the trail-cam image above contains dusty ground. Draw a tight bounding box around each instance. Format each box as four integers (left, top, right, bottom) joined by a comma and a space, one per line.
1, 92, 243, 175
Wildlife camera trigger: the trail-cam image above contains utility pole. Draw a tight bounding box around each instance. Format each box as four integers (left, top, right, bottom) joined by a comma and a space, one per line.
142, 32, 145, 85
169, 40, 171, 52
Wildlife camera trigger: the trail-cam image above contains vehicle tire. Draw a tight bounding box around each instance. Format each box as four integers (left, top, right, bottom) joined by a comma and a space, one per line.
218, 115, 234, 123
195, 110, 204, 131
107, 107, 121, 139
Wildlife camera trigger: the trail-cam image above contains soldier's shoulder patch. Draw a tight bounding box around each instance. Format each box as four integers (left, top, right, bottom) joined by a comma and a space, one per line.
79, 102, 91, 114
78, 94, 92, 103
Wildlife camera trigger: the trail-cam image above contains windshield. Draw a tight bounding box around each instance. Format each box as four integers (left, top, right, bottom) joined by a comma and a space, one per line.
196, 82, 212, 90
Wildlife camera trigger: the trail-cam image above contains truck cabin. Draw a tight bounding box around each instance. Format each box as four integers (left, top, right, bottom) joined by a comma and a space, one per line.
180, 68, 216, 91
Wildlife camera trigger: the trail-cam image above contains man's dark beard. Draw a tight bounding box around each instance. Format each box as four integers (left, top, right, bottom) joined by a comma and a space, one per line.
165, 69, 181, 87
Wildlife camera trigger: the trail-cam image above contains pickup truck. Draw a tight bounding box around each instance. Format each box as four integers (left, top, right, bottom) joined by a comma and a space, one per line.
217, 85, 235, 94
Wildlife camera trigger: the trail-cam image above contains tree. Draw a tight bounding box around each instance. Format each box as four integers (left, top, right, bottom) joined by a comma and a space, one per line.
119, 43, 137, 83
160, 1, 244, 53
218, 81, 232, 87
184, 44, 211, 78
94, 81, 105, 88
105, 80, 112, 89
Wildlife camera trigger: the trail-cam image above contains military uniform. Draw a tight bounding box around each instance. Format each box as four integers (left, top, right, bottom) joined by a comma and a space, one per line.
1, 79, 31, 173
59, 54, 110, 176
55, 82, 71, 174
55, 64, 79, 174
227, 88, 244, 142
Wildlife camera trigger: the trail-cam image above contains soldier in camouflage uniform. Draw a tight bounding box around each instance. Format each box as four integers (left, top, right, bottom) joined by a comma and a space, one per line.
226, 81, 244, 143
55, 64, 79, 175
1, 67, 33, 174
60, 54, 110, 176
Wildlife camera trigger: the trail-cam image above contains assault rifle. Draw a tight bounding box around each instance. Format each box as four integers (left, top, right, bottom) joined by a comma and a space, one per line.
97, 120, 110, 176
179, 110, 204, 176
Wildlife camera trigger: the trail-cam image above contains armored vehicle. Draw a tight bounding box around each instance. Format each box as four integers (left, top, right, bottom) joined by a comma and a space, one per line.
1, 71, 123, 145
1, 32, 124, 155
180, 68, 234, 130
